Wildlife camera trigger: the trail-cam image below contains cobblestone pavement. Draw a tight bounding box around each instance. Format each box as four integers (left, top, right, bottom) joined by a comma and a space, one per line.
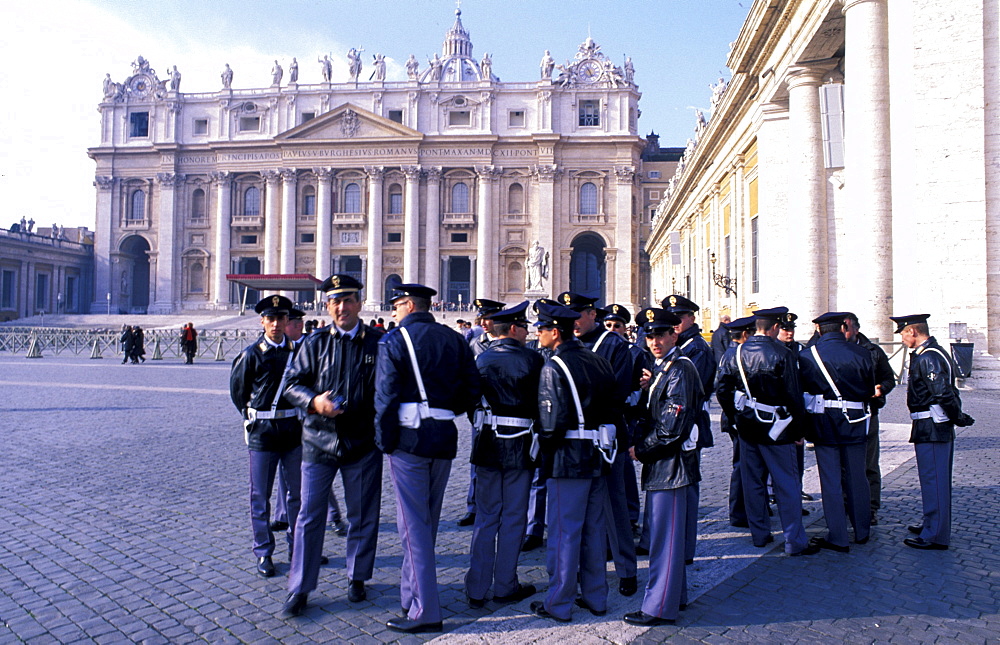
0, 352, 997, 644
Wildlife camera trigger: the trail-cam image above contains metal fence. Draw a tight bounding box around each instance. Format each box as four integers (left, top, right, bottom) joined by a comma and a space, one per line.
0, 328, 258, 361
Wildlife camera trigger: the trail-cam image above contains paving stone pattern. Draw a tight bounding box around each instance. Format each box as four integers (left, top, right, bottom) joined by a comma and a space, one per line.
0, 354, 997, 644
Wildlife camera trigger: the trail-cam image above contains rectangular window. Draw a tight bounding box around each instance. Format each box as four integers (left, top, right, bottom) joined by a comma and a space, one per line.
508, 110, 525, 127
389, 193, 403, 215
579, 100, 600, 127
301, 112, 315, 124
303, 194, 316, 216
193, 118, 208, 135
448, 111, 471, 126
450, 232, 468, 243
129, 112, 149, 137
300, 233, 315, 244
1, 270, 15, 309
387, 232, 402, 243
239, 234, 258, 245
238, 116, 260, 132
35, 274, 49, 311
648, 171, 661, 179
388, 110, 403, 123
751, 217, 759, 293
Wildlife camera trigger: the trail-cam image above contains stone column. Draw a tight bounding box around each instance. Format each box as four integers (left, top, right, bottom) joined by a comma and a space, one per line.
843, 0, 893, 339
153, 172, 181, 312
402, 165, 422, 282
211, 171, 232, 306
786, 64, 833, 319
263, 170, 281, 274
359, 254, 368, 300
475, 166, 497, 298
469, 255, 478, 302
315, 168, 333, 280
613, 166, 636, 310
91, 176, 115, 312
731, 155, 746, 311
424, 168, 442, 300
441, 255, 451, 299
533, 165, 559, 297
280, 169, 297, 276
364, 167, 384, 307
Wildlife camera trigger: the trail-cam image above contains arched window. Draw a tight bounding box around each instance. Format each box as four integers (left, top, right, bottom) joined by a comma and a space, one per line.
508, 183, 524, 214
302, 185, 316, 216
244, 186, 260, 217
388, 183, 403, 214
191, 188, 206, 219
507, 261, 523, 293
129, 189, 145, 221
579, 182, 598, 215
344, 182, 361, 213
451, 182, 469, 213
189, 262, 205, 293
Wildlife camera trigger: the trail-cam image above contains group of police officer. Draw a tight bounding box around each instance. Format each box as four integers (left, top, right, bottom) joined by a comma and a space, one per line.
229, 276, 973, 632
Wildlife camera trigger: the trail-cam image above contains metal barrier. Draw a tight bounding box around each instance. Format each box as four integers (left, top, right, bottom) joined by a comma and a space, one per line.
0, 328, 258, 361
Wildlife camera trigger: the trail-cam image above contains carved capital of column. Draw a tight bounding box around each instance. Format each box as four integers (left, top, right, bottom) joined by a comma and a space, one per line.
475, 165, 500, 181
364, 166, 385, 182
711, 183, 722, 197
731, 154, 746, 172
424, 166, 443, 183
156, 172, 184, 187
262, 169, 281, 184
94, 176, 114, 190
532, 164, 561, 183
279, 168, 297, 183
614, 166, 636, 184
314, 167, 335, 182
403, 165, 423, 180
785, 61, 838, 91
210, 171, 231, 186
842, 0, 885, 14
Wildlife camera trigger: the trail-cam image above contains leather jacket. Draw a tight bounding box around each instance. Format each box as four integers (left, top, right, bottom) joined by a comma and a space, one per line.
470, 332, 495, 357
471, 338, 544, 470
230, 334, 301, 453
677, 324, 715, 449
635, 346, 701, 491
374, 311, 480, 459
715, 334, 805, 444
537, 339, 619, 479
855, 332, 895, 411
798, 332, 875, 445
907, 336, 970, 443
283, 324, 382, 466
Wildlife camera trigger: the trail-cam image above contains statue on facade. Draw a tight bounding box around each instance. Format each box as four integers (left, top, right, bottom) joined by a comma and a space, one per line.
428, 53, 443, 81
103, 73, 115, 98
694, 109, 707, 138
370, 53, 386, 81
132, 55, 152, 75
526, 240, 549, 291
341, 108, 360, 138
26, 217, 34, 233
480, 53, 493, 80
289, 57, 298, 83
623, 56, 634, 84
271, 60, 283, 86
169, 65, 181, 91
221, 63, 233, 89
710, 76, 728, 109
318, 54, 333, 82
405, 54, 420, 80
19, 216, 26, 233
347, 47, 363, 81
540, 50, 555, 79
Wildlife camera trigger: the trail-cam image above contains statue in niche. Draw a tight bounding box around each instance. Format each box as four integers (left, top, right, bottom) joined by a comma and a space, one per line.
525, 240, 549, 291
371, 53, 386, 81
271, 60, 283, 86
169, 65, 181, 91
121, 270, 129, 295
540, 50, 555, 79
289, 57, 298, 83
347, 47, 363, 81
623, 56, 634, 83
480, 53, 492, 80
221, 63, 233, 89
405, 54, 420, 80
318, 54, 333, 82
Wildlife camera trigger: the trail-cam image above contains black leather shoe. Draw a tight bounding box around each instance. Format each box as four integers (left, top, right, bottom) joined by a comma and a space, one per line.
870, 512, 879, 526
753, 535, 775, 548
521, 534, 543, 552
256, 556, 275, 577
386, 617, 443, 633
789, 543, 821, 556
619, 576, 638, 597
575, 597, 607, 616
685, 558, 694, 565
907, 524, 922, 535
531, 600, 570, 623
623, 611, 674, 626
810, 536, 850, 553
270, 520, 289, 532
348, 580, 366, 603
319, 555, 329, 565
801, 492, 814, 501
730, 519, 749, 528
855, 535, 870, 545
635, 545, 649, 556
467, 595, 485, 609
457, 512, 476, 526
494, 583, 536, 604
904, 537, 948, 550
281, 592, 307, 617
802, 508, 811, 516
332, 519, 348, 536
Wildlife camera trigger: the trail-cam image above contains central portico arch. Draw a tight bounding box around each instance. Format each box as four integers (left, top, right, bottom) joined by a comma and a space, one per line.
569, 232, 606, 307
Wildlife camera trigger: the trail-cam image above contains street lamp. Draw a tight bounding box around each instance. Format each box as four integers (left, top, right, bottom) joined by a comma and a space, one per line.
710, 253, 737, 297
106, 292, 111, 316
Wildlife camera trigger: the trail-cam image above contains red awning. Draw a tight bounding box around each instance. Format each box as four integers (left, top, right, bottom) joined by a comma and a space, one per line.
226, 274, 323, 291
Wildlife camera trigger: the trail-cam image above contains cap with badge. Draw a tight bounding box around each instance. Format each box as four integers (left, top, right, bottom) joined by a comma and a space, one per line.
255, 294, 294, 317
604, 304, 631, 325
473, 298, 506, 317
637, 307, 682, 331
889, 313, 930, 333
322, 274, 364, 299
752, 306, 790, 322
555, 291, 599, 312
533, 300, 580, 328
487, 300, 529, 324
389, 283, 437, 303
660, 294, 699, 314
288, 307, 306, 320
811, 311, 852, 326
725, 315, 757, 332
778, 312, 798, 330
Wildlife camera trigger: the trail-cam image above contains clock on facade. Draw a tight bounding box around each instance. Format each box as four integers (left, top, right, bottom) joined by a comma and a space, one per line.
578, 59, 603, 83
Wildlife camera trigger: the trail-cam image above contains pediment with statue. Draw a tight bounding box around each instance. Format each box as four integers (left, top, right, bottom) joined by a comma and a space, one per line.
276, 103, 423, 141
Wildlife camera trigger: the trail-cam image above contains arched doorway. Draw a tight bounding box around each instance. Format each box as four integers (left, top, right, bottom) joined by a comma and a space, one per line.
569, 233, 606, 307
118, 235, 151, 314
384, 273, 402, 307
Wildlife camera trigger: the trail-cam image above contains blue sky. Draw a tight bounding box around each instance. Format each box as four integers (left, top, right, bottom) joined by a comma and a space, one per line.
0, 0, 751, 229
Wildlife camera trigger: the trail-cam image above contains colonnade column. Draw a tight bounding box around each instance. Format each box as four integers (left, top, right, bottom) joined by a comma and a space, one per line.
424, 168, 442, 298
280, 169, 297, 276
364, 166, 384, 307
211, 171, 232, 306
315, 168, 333, 280
475, 166, 497, 298
154, 172, 180, 312
843, 0, 893, 339
613, 166, 635, 310
263, 170, 281, 274
786, 64, 834, 319
402, 165, 422, 282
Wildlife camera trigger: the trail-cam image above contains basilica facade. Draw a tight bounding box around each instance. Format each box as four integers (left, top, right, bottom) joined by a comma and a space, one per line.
89, 9, 648, 314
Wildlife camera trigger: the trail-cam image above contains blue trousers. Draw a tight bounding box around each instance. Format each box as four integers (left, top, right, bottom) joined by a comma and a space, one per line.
624, 456, 641, 525
641, 487, 688, 620
684, 450, 702, 561
915, 441, 954, 546
816, 442, 869, 547
388, 451, 451, 624
249, 446, 301, 557
729, 432, 748, 524
279, 465, 342, 524
544, 477, 608, 621
604, 449, 638, 578
525, 467, 547, 538
465, 467, 532, 599
740, 439, 807, 553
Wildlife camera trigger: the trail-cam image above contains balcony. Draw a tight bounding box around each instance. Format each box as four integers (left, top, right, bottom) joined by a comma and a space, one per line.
333, 211, 366, 228
442, 212, 476, 229
571, 212, 607, 225
121, 218, 149, 230
231, 215, 263, 229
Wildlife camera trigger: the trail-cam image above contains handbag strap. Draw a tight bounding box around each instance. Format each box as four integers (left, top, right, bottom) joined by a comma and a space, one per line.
551, 355, 586, 431
399, 327, 428, 404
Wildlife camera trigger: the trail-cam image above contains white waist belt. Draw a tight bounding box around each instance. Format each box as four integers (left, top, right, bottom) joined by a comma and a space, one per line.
484, 413, 533, 429
398, 402, 456, 429
565, 428, 601, 441
910, 404, 948, 423
736, 391, 781, 415
248, 408, 299, 420
823, 399, 866, 411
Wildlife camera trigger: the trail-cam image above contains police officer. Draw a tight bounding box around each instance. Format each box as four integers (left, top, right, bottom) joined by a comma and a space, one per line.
230, 295, 302, 577
465, 301, 541, 608
529, 301, 619, 623
799, 312, 876, 553
280, 276, 382, 617
892, 314, 974, 550
272, 307, 307, 533
717, 315, 757, 528
715, 307, 819, 556
557, 291, 638, 597
623, 307, 701, 626
661, 295, 715, 565
775, 311, 811, 502
374, 284, 480, 633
